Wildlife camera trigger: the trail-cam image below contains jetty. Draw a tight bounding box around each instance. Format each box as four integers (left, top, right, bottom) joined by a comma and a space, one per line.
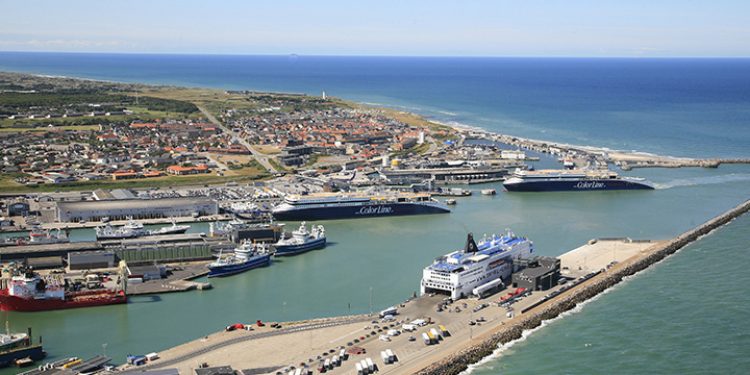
112, 200, 750, 374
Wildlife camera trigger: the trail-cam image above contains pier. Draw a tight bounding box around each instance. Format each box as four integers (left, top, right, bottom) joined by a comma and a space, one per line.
115, 199, 750, 375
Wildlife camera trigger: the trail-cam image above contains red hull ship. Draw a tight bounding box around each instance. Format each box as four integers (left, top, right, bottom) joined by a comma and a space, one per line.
0, 267, 127, 312
0, 289, 127, 312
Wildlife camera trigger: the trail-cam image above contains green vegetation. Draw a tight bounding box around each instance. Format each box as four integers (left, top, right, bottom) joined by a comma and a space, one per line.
0, 125, 100, 132
0, 91, 198, 116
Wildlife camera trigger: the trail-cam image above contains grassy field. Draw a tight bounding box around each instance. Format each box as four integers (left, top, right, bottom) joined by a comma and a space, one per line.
0, 125, 101, 133
252, 145, 281, 155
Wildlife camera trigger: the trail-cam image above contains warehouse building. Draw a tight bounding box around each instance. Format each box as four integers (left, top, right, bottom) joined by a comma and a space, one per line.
56, 198, 218, 222
68, 251, 116, 270
512, 256, 561, 291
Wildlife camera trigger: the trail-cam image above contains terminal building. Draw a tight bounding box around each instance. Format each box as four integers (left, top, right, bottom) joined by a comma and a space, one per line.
512, 256, 561, 291
56, 198, 218, 222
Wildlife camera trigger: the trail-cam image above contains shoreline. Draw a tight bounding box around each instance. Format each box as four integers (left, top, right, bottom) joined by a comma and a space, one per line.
106, 199, 750, 375
415, 199, 750, 375
4, 69, 747, 167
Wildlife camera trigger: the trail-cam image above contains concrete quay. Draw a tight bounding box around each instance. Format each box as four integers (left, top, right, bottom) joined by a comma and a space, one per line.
416, 199, 750, 375
118, 199, 750, 375
117, 238, 665, 374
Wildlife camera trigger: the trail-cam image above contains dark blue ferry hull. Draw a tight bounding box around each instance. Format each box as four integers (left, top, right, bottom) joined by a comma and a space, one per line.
504, 179, 654, 192
274, 237, 327, 256
272, 203, 450, 221
207, 254, 272, 277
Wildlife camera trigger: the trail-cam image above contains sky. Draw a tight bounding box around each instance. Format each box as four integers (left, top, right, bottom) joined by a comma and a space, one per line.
1, 0, 749, 57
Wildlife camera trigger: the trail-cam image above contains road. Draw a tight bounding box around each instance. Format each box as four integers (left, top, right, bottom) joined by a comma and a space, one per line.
197, 106, 278, 173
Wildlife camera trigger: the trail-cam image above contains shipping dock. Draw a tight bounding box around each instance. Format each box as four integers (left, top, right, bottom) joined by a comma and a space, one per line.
117, 198, 750, 375
115, 238, 658, 375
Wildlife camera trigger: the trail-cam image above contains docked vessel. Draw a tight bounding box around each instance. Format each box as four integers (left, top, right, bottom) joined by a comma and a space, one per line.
0, 227, 69, 247
271, 192, 450, 221
420, 230, 533, 299
503, 168, 654, 192
27, 227, 69, 245
209, 219, 253, 237
0, 328, 45, 368
207, 242, 272, 277
96, 218, 189, 240
148, 220, 190, 236
273, 222, 326, 256
0, 267, 127, 312
95, 218, 147, 240
228, 202, 265, 220
0, 331, 28, 353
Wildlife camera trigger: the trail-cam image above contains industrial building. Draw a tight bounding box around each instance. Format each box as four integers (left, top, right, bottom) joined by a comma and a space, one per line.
512, 256, 561, 291
56, 198, 218, 222
68, 250, 116, 270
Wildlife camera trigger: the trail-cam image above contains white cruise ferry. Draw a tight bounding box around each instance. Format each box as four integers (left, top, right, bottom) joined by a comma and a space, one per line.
420, 230, 533, 299
271, 192, 450, 221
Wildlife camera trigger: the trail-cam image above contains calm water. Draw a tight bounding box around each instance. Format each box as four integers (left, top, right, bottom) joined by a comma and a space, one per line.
0, 54, 748, 373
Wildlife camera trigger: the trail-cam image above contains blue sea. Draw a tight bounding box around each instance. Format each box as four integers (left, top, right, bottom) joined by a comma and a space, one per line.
1, 53, 749, 158
0, 53, 749, 374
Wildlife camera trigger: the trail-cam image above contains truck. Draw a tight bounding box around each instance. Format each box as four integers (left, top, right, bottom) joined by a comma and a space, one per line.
438, 324, 450, 337
472, 278, 505, 298
386, 349, 396, 363
381, 350, 391, 365
366, 357, 375, 373
422, 332, 432, 345
402, 323, 417, 332
359, 359, 369, 374
355, 362, 364, 375
430, 328, 443, 341
426, 331, 437, 343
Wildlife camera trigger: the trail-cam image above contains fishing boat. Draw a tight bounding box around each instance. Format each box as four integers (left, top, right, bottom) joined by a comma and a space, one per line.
148, 219, 190, 236
207, 242, 272, 277
272, 222, 326, 256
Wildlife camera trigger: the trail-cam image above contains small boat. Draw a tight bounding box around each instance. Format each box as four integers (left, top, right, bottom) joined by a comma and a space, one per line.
27, 226, 69, 245
208, 219, 248, 237
207, 242, 272, 278
272, 222, 326, 256
148, 219, 190, 236
480, 189, 497, 195
445, 199, 457, 205
95, 217, 147, 240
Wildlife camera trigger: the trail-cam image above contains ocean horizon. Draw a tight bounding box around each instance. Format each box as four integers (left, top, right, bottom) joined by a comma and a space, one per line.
0, 52, 749, 374
2, 52, 750, 159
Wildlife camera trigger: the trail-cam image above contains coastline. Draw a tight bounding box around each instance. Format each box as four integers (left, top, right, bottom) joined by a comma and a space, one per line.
414, 199, 750, 375
6, 69, 742, 169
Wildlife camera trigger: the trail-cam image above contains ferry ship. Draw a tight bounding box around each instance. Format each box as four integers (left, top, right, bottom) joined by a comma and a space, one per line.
273, 222, 326, 256
0, 268, 127, 312
207, 242, 272, 277
271, 192, 450, 221
420, 230, 533, 299
503, 168, 654, 192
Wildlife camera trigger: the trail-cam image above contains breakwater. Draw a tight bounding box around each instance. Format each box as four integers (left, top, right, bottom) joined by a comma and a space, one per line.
416, 199, 750, 375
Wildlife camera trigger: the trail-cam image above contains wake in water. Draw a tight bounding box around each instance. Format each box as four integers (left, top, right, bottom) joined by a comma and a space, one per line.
654, 173, 750, 190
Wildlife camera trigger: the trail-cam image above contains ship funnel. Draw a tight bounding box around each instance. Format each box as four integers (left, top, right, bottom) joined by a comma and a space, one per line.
464, 233, 479, 253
